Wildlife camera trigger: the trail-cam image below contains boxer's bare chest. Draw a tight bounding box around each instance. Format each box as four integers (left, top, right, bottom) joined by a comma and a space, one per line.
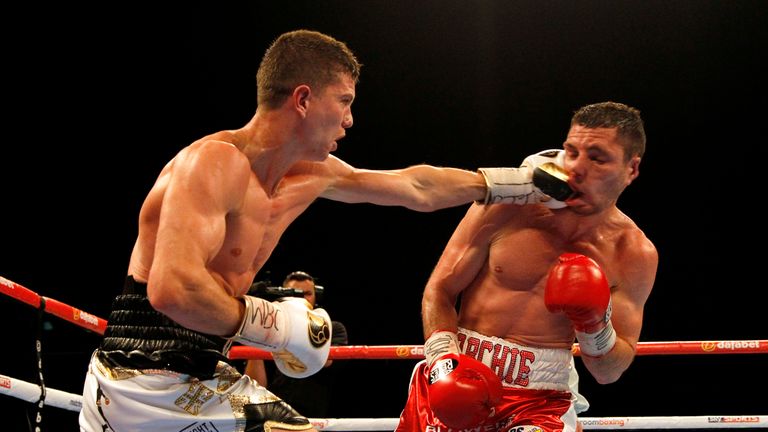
214, 174, 324, 291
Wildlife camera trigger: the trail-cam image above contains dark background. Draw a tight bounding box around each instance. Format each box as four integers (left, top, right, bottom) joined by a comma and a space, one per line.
2, 1, 766, 430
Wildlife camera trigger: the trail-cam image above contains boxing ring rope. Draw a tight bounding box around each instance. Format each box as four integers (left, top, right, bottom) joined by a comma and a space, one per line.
0, 374, 83, 412
228, 338, 768, 360
2, 275, 767, 430
0, 275, 107, 335
2, 374, 766, 430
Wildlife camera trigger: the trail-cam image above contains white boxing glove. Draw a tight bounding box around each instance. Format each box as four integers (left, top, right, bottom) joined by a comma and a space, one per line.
479, 149, 572, 208
228, 296, 332, 378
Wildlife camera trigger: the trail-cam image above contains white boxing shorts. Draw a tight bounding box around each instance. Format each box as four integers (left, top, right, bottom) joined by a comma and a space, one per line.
79, 351, 283, 432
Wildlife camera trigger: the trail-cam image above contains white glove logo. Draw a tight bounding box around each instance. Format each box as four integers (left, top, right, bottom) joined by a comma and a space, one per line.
307, 311, 330, 347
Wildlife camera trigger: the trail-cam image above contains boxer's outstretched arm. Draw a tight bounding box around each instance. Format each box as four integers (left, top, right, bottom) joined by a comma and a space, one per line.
319, 155, 487, 211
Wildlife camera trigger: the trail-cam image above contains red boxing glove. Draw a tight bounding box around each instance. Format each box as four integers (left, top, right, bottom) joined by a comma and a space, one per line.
427, 353, 502, 429
545, 253, 617, 357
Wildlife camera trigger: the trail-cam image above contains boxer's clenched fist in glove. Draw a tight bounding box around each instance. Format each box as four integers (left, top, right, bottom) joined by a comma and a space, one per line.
479, 149, 573, 208
228, 296, 331, 378
427, 352, 503, 430
545, 253, 617, 357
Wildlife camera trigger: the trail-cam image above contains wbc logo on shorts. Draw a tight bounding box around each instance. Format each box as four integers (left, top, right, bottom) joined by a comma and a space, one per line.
307, 312, 330, 348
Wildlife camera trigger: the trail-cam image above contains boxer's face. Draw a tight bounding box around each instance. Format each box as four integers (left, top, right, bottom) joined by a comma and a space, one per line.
304, 73, 356, 160
562, 125, 639, 212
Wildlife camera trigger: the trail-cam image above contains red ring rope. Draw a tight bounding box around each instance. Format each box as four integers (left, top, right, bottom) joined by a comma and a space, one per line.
227, 339, 768, 360
3, 275, 766, 359
0, 275, 107, 334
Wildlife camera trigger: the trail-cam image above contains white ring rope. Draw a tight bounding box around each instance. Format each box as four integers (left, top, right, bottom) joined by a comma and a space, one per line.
2, 374, 766, 430
1, 373, 82, 412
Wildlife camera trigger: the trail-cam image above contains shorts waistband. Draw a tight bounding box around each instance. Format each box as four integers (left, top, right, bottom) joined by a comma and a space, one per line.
458, 327, 572, 391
